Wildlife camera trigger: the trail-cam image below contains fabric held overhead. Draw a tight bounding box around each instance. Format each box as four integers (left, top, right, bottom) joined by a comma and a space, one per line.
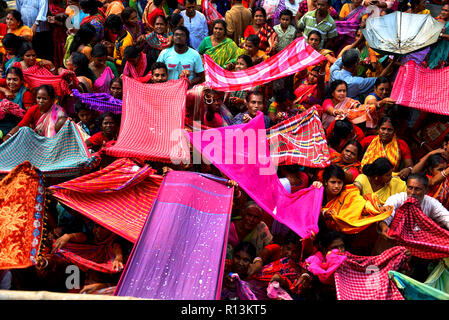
362, 11, 444, 55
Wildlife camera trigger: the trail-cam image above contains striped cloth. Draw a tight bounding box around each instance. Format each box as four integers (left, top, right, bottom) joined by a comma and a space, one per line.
115, 170, 233, 300
387, 197, 449, 259
23, 66, 79, 97
104, 76, 190, 163
49, 158, 163, 243
202, 0, 223, 23
267, 107, 331, 168
203, 37, 326, 92
334, 246, 408, 300
389, 270, 449, 300
0, 120, 98, 177
72, 89, 122, 114
187, 112, 324, 239
391, 61, 449, 115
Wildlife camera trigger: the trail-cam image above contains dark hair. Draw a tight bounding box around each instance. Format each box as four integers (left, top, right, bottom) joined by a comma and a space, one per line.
427, 154, 447, 170
69, 23, 96, 54
374, 76, 390, 88
75, 100, 90, 113
153, 14, 168, 26
5, 66, 24, 80
124, 45, 142, 60
17, 41, 34, 58
91, 42, 108, 58
110, 77, 122, 88
308, 30, 322, 41
328, 80, 347, 97
317, 230, 345, 251
184, 0, 196, 5
237, 54, 253, 68
154, 0, 165, 6
99, 111, 119, 126
274, 87, 295, 103
168, 13, 184, 29
407, 172, 429, 190
279, 9, 293, 18
36, 84, 56, 101
341, 139, 363, 159
121, 6, 137, 23
151, 61, 168, 73
328, 119, 353, 150
71, 52, 96, 82
105, 14, 124, 31
342, 49, 360, 69
279, 230, 302, 249
79, 0, 103, 12
378, 116, 398, 130
2, 33, 25, 51
212, 19, 227, 30
6, 10, 23, 27
173, 25, 190, 40
362, 157, 393, 177
233, 241, 257, 261
252, 7, 267, 18
323, 164, 346, 183
245, 90, 264, 103
246, 34, 260, 47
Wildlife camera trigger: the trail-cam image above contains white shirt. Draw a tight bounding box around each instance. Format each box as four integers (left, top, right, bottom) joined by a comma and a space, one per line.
383, 192, 449, 230
180, 10, 209, 51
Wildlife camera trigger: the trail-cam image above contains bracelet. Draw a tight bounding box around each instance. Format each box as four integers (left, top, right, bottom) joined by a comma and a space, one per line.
420, 141, 426, 147
253, 257, 263, 264
408, 166, 413, 171
442, 170, 448, 179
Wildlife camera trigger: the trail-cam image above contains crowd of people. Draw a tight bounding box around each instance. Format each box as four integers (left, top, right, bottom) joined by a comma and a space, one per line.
0, 0, 449, 300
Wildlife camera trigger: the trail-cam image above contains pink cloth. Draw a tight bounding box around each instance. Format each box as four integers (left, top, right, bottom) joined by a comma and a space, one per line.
22, 65, 79, 96
34, 104, 67, 138
334, 246, 408, 300
391, 61, 449, 116
187, 112, 323, 239
267, 281, 293, 300
387, 197, 449, 259
202, 0, 223, 23
204, 37, 326, 92
0, 99, 25, 120
305, 249, 347, 285
93, 66, 114, 93
104, 76, 190, 163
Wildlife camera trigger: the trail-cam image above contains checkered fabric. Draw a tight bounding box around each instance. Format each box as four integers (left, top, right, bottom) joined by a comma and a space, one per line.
202, 0, 223, 22
104, 77, 190, 163
0, 120, 98, 177
266, 107, 331, 167
334, 246, 408, 300
72, 89, 122, 114
203, 37, 326, 92
391, 61, 449, 116
387, 197, 449, 259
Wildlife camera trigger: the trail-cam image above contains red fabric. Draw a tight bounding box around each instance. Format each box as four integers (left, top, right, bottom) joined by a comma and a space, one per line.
391, 61, 449, 116
87, 131, 107, 147
17, 105, 41, 128
360, 135, 412, 161
22, 66, 79, 97
334, 246, 408, 300
104, 77, 190, 163
387, 197, 449, 259
147, 8, 164, 27
202, 0, 223, 23
0, 89, 34, 110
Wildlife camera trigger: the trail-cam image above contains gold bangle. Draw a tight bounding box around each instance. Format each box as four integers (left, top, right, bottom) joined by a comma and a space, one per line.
253, 257, 263, 264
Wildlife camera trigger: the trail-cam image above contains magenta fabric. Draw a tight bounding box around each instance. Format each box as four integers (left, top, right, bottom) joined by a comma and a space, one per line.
334, 246, 408, 300
187, 112, 323, 239
391, 60, 449, 116
305, 249, 347, 285
230, 273, 258, 300
93, 66, 114, 93
387, 197, 449, 259
114, 170, 233, 300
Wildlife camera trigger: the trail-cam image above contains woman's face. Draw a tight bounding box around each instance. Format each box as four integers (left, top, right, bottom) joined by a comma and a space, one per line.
66, 56, 76, 71
235, 57, 248, 71
378, 169, 393, 186
325, 176, 344, 197
204, 91, 222, 113
440, 5, 449, 20
6, 72, 22, 92
154, 17, 167, 34
231, 250, 252, 276
431, 162, 448, 177
282, 243, 301, 261
375, 82, 390, 100
212, 23, 226, 40
378, 120, 395, 143
253, 10, 265, 25
243, 40, 257, 56
36, 88, 53, 112
92, 55, 107, 67
332, 84, 347, 102
102, 116, 118, 136
341, 144, 358, 164
23, 49, 37, 67
352, 0, 362, 7
327, 238, 345, 253
307, 33, 321, 50
110, 81, 123, 99
126, 11, 139, 25
6, 13, 19, 30
242, 205, 263, 231
307, 70, 319, 85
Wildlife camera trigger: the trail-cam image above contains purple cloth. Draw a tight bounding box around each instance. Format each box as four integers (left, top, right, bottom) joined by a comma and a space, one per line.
114, 171, 233, 300
72, 89, 122, 114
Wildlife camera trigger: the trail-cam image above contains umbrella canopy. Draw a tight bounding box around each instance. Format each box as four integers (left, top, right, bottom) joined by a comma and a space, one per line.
362, 11, 444, 55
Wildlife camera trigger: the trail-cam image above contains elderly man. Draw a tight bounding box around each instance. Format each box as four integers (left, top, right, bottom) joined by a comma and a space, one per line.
378, 173, 449, 238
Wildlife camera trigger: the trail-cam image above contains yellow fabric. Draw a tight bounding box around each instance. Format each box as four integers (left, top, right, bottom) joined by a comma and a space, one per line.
12, 26, 33, 41
354, 174, 407, 205
361, 135, 401, 171
323, 185, 393, 234
113, 31, 133, 66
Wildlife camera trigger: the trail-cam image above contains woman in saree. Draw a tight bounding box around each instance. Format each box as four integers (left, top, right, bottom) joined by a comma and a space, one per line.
293, 65, 325, 114
1, 33, 26, 76
79, 0, 106, 42
137, 15, 173, 68
198, 19, 245, 69
121, 6, 146, 42
321, 80, 376, 130
13, 41, 57, 75
363, 76, 395, 128
361, 116, 414, 179
244, 7, 278, 55
66, 52, 97, 93
0, 10, 33, 41
89, 43, 119, 93
4, 85, 67, 141
427, 3, 449, 69
326, 118, 365, 153
142, 0, 168, 31
335, 0, 367, 52
121, 45, 152, 82
354, 156, 407, 205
